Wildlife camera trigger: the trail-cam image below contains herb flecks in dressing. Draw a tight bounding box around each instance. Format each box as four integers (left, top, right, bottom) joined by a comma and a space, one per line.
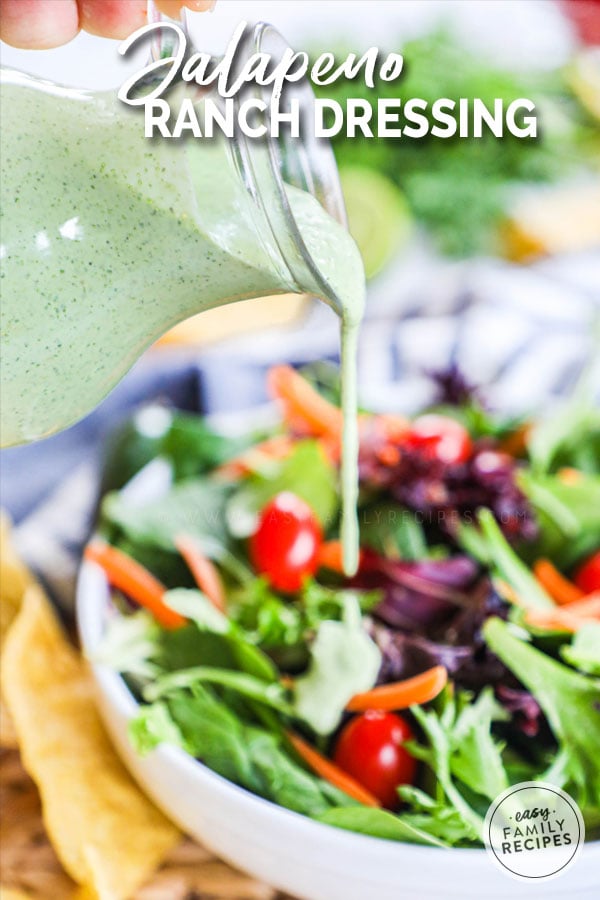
0, 77, 365, 574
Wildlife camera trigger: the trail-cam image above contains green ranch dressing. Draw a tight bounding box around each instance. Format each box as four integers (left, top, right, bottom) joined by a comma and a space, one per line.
0, 76, 364, 574
284, 187, 364, 576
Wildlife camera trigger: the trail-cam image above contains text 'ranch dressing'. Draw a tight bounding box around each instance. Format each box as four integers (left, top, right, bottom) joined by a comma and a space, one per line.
0, 74, 365, 575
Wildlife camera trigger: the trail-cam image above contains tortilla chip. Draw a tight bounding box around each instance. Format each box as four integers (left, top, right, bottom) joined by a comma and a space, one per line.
0, 699, 18, 749
0, 515, 34, 748
1, 586, 180, 899
0, 514, 33, 642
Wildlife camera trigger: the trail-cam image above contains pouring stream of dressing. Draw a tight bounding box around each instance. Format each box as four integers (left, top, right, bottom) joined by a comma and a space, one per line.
282, 187, 365, 576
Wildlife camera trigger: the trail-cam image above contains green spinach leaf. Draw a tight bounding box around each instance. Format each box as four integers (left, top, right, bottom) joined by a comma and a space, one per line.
130, 685, 354, 817
102, 478, 231, 554
317, 806, 448, 847
226, 440, 338, 537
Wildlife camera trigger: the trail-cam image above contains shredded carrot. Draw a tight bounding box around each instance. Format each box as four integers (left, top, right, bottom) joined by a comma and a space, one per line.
525, 610, 579, 633
373, 413, 410, 443
558, 467, 583, 486
346, 665, 448, 712
534, 559, 584, 606
357, 412, 410, 471
175, 534, 226, 612
526, 593, 600, 633
286, 731, 380, 807
318, 433, 342, 464
497, 423, 531, 457
561, 592, 600, 615
317, 541, 345, 574
265, 367, 410, 470
267, 365, 343, 440
217, 435, 296, 479
376, 444, 401, 467
84, 542, 185, 629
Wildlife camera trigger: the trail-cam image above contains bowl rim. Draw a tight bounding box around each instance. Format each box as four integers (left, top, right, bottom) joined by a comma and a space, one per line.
77, 553, 600, 867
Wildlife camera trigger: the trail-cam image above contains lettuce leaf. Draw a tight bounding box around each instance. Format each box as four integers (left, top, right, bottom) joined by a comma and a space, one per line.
317, 806, 449, 847
407, 686, 508, 841
225, 440, 338, 538
561, 624, 600, 676
483, 617, 600, 809
527, 383, 600, 476
519, 471, 600, 568
477, 508, 553, 609
396, 785, 482, 846
102, 478, 231, 554
130, 684, 354, 817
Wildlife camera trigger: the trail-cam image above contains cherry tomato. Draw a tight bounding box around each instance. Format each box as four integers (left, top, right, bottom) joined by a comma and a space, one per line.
574, 551, 600, 594
406, 414, 473, 465
250, 492, 322, 593
333, 710, 417, 809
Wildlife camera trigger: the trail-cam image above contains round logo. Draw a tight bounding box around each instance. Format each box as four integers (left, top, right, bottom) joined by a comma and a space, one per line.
483, 782, 584, 881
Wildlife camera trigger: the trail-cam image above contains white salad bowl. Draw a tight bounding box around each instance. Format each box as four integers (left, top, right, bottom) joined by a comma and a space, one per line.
77, 558, 600, 900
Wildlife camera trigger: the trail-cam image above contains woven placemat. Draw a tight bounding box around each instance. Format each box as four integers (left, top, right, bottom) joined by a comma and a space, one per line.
0, 748, 291, 900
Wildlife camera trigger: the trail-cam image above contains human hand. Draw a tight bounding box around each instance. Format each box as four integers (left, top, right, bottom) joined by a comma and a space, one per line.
0, 0, 215, 50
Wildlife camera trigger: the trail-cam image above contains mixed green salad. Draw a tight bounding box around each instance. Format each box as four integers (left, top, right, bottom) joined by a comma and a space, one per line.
89, 365, 600, 847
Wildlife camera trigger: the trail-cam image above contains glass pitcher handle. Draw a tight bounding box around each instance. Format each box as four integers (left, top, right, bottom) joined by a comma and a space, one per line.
146, 0, 188, 61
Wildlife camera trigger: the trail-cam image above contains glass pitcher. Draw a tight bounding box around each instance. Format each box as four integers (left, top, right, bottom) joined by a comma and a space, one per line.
0, 22, 363, 448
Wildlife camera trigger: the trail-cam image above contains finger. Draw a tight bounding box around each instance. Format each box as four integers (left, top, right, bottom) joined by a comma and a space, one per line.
0, 0, 79, 49
155, 0, 215, 18
78, 0, 146, 39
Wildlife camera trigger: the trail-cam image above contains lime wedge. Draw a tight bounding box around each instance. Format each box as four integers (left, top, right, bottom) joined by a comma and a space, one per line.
340, 166, 413, 279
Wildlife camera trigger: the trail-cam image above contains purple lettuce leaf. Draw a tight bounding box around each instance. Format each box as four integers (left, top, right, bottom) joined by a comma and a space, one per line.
496, 685, 542, 738
355, 552, 479, 633
357, 552, 543, 735
359, 441, 537, 544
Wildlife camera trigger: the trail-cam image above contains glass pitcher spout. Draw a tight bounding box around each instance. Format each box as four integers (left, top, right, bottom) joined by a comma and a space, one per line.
232, 23, 353, 322
0, 24, 360, 448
